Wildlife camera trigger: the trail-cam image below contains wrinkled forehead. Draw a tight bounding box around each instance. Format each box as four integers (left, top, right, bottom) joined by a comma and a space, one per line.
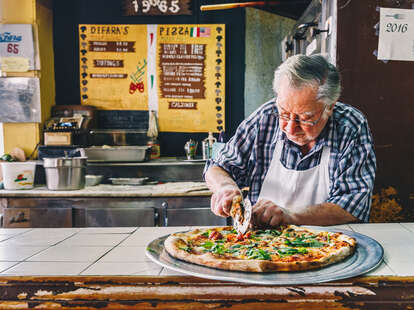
276, 79, 324, 112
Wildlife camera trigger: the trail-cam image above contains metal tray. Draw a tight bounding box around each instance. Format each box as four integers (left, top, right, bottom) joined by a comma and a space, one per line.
109, 177, 149, 185
84, 146, 150, 162
146, 227, 384, 285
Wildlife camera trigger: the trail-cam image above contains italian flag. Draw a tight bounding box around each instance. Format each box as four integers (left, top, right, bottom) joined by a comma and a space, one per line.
190, 27, 200, 37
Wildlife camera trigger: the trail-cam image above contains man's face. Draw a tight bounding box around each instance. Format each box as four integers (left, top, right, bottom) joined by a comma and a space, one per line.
276, 78, 333, 148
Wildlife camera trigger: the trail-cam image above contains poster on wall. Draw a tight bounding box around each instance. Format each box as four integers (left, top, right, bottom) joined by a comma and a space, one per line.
0, 77, 41, 123
0, 24, 37, 72
79, 24, 225, 133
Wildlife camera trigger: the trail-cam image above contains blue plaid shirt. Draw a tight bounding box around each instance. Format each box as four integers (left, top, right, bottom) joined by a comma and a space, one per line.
204, 99, 376, 222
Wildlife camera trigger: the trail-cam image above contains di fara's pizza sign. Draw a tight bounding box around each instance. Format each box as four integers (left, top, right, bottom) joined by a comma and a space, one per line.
79, 24, 225, 133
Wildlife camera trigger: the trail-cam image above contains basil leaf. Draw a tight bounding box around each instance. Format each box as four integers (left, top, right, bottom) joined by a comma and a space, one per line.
275, 247, 308, 257
246, 248, 271, 260
209, 244, 225, 255
200, 241, 214, 249
179, 246, 192, 252
255, 229, 282, 237
285, 239, 325, 248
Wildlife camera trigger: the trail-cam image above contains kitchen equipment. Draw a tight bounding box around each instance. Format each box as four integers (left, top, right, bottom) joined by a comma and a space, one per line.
1, 161, 36, 190
43, 105, 96, 146
84, 145, 150, 162
109, 177, 149, 185
88, 129, 149, 146
146, 228, 384, 285
43, 156, 87, 190
85, 174, 103, 186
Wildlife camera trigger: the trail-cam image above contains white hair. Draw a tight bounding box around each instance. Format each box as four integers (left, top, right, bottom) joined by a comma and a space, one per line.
273, 54, 341, 108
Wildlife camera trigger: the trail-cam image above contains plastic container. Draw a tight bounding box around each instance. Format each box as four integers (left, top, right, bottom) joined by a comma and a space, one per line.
1, 161, 36, 190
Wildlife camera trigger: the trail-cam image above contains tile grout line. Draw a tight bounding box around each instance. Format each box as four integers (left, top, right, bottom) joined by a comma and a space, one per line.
77, 233, 135, 275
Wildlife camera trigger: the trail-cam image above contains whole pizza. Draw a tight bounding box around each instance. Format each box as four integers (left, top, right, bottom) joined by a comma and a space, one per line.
164, 225, 356, 272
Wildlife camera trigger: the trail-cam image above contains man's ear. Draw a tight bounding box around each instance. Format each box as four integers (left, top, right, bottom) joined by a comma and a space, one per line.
326, 103, 335, 117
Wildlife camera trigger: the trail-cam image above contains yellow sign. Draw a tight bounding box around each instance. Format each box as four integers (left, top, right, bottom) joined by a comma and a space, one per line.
79, 24, 225, 133
0, 57, 30, 72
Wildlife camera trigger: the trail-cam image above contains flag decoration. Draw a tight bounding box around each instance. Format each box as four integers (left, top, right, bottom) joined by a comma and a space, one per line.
190, 27, 211, 37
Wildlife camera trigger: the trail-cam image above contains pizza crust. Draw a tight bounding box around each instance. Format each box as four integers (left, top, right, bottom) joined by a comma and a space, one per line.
164, 226, 356, 273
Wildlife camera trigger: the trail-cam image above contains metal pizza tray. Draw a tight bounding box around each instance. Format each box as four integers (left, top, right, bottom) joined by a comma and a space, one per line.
145, 227, 384, 285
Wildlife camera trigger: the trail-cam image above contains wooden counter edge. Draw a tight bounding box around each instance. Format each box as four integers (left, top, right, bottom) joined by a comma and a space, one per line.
0, 275, 413, 309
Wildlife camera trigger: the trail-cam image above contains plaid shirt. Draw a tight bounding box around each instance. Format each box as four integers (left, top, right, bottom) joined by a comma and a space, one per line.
204, 99, 376, 222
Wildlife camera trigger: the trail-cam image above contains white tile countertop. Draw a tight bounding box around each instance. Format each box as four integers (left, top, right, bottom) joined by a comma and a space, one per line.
0, 223, 412, 277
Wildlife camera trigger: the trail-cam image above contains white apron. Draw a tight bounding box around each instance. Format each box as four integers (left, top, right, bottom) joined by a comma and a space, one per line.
258, 139, 330, 211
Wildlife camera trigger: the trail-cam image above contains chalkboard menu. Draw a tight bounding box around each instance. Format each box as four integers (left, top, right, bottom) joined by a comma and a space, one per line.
79, 24, 225, 133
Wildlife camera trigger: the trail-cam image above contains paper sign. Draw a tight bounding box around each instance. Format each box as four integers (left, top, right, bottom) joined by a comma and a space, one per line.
378, 8, 414, 61
0, 57, 29, 72
79, 24, 225, 133
0, 24, 36, 71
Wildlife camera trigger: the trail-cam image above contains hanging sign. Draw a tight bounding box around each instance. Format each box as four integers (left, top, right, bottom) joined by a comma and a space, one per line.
378, 8, 414, 61
122, 0, 192, 16
79, 24, 225, 133
0, 24, 36, 72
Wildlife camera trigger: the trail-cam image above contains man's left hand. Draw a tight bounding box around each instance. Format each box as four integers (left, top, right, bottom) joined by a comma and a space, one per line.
251, 199, 291, 228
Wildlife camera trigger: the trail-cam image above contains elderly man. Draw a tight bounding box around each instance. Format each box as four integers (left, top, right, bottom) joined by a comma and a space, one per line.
204, 54, 376, 227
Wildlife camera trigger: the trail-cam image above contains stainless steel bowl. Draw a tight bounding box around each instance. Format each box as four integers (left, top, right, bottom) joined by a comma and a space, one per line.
43, 157, 87, 190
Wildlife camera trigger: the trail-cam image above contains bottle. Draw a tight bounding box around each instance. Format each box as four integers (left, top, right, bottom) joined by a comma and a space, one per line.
202, 132, 217, 160
147, 138, 160, 160
212, 131, 226, 159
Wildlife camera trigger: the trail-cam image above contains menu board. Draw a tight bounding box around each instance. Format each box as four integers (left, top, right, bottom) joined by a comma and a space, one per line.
79, 24, 225, 133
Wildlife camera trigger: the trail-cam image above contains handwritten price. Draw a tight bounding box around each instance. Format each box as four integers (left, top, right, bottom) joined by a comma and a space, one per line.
132, 0, 180, 14
7, 43, 19, 54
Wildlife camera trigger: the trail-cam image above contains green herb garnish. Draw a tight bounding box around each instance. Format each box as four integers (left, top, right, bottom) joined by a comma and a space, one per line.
246, 248, 271, 260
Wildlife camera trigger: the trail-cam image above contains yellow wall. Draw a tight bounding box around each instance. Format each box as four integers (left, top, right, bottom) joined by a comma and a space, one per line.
36, 0, 55, 123
0, 0, 35, 23
0, 0, 55, 157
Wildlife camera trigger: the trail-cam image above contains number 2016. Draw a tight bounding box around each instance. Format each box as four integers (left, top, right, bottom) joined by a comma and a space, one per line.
386, 23, 408, 33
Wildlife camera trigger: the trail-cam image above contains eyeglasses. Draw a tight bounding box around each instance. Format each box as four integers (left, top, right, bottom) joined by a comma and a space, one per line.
272, 105, 327, 127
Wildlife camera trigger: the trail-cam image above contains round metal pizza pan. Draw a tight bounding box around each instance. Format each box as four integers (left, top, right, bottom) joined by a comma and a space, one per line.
145, 227, 384, 285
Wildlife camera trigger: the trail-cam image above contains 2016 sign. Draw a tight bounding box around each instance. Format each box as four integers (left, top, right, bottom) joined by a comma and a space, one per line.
122, 0, 191, 16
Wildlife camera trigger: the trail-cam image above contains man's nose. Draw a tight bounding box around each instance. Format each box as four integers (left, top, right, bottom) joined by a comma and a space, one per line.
284, 119, 300, 134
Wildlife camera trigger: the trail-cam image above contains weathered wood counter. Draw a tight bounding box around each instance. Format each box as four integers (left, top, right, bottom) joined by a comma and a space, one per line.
0, 223, 412, 309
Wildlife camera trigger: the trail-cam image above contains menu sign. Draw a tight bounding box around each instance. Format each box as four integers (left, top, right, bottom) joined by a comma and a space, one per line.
79, 24, 225, 133
159, 43, 206, 99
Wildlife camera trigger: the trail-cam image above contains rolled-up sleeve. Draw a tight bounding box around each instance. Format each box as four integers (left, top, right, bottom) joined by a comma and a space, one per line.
327, 124, 376, 222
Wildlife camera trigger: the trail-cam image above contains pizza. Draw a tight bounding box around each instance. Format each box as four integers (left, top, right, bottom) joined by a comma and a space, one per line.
164, 225, 356, 272
229, 195, 243, 222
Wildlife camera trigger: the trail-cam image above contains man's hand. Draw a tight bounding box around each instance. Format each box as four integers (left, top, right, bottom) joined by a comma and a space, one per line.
210, 185, 240, 217
251, 199, 293, 228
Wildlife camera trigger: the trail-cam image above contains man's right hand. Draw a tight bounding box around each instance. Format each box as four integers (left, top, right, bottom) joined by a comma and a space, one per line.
210, 185, 241, 217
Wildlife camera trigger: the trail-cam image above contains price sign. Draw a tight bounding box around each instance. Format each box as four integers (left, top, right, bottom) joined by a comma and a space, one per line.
122, 0, 191, 16
0, 24, 36, 71
378, 8, 414, 61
